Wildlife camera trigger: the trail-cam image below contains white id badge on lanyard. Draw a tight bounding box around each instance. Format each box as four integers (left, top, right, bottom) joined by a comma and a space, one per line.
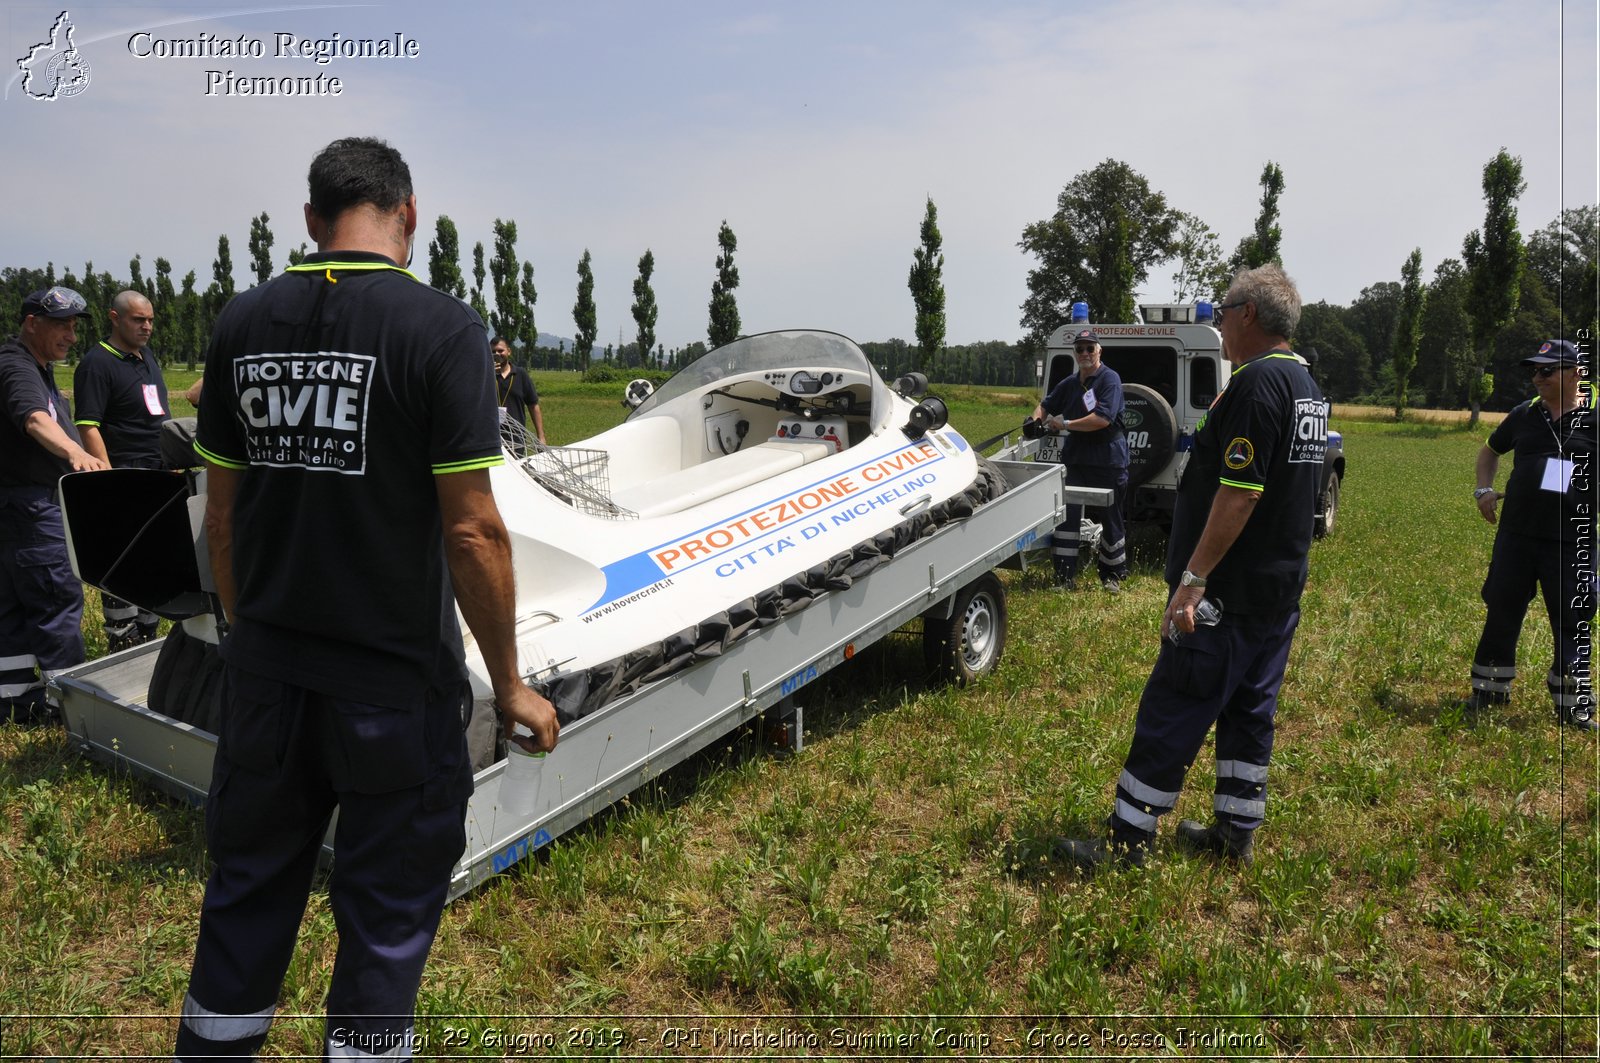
142, 384, 165, 416
1541, 456, 1574, 493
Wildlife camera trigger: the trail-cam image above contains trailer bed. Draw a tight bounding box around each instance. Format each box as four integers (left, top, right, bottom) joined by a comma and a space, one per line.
52, 457, 1092, 900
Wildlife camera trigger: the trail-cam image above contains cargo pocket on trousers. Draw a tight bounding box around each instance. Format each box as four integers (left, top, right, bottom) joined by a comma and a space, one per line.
328, 698, 429, 795
422, 685, 474, 813
1166, 642, 1225, 700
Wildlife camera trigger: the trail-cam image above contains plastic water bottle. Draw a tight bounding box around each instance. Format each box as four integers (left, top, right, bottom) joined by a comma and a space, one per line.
1166, 596, 1223, 645
499, 724, 546, 816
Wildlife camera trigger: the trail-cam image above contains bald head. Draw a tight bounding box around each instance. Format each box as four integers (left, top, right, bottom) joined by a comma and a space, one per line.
108, 290, 154, 353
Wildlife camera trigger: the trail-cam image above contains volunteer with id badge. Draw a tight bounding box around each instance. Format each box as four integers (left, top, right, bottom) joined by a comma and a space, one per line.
1463, 339, 1597, 730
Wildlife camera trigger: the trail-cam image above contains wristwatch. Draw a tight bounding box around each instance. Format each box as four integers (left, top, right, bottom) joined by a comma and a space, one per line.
1180, 569, 1207, 588
1473, 487, 1495, 500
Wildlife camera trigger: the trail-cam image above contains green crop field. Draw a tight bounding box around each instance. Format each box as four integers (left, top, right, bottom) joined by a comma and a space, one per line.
2, 378, 1596, 1058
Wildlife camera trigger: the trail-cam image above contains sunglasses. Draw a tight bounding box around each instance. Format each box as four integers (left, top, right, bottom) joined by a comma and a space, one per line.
33, 287, 87, 315
1216, 300, 1247, 322
1074, 344, 1097, 353
1532, 365, 1567, 379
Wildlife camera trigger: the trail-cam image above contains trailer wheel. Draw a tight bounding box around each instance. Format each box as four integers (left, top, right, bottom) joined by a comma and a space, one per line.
924, 572, 1007, 686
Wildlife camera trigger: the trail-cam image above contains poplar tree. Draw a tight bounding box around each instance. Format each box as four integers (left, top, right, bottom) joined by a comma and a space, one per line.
1229, 161, 1286, 271
573, 250, 597, 364
1462, 149, 1526, 426
708, 221, 741, 348
153, 257, 175, 365
1392, 248, 1427, 419
247, 212, 275, 285
907, 197, 945, 369
632, 249, 658, 366
470, 241, 489, 322
427, 216, 465, 297
519, 262, 538, 366
488, 219, 525, 341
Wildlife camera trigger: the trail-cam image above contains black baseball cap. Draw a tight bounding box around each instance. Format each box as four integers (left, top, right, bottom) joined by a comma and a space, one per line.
21, 286, 91, 321
1073, 329, 1100, 346
1521, 339, 1583, 367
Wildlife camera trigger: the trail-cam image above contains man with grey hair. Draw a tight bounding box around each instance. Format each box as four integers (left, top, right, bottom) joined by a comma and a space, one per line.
74, 289, 170, 650
1051, 264, 1328, 871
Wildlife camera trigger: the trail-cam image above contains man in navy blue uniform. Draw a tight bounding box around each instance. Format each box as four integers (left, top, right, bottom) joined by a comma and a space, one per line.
1463, 339, 1596, 731
174, 137, 559, 1061
74, 289, 170, 650
492, 335, 545, 445
0, 287, 109, 724
1052, 264, 1328, 870
1032, 328, 1130, 592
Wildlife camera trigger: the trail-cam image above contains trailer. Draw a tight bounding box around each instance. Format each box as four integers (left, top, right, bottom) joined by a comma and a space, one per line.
49, 456, 1101, 901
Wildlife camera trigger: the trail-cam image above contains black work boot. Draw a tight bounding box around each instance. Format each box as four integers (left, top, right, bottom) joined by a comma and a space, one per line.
1047, 828, 1151, 873
1175, 818, 1254, 867
1559, 702, 1598, 732
1457, 689, 1508, 719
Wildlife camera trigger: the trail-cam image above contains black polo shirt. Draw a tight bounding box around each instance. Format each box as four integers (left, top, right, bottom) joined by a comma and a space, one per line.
1487, 388, 1598, 540
0, 338, 81, 489
73, 339, 170, 469
497, 365, 539, 429
195, 251, 503, 709
1167, 351, 1328, 613
1041, 364, 1129, 468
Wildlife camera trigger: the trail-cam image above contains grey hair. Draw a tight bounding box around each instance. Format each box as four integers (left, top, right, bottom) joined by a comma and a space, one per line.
1225, 264, 1301, 338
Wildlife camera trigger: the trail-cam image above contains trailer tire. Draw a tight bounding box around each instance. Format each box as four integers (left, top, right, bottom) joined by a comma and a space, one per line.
924, 572, 1007, 686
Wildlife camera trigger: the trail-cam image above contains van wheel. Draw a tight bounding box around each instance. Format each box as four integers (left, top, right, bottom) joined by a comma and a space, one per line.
924, 573, 1007, 685
1314, 472, 1341, 539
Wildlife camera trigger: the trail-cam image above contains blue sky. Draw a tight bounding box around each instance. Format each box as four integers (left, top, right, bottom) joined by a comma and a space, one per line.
2, 0, 1595, 349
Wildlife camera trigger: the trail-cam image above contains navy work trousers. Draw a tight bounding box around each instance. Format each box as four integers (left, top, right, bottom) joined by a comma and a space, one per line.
174, 664, 474, 1062
1471, 528, 1595, 712
1054, 464, 1129, 583
0, 486, 84, 718
1112, 603, 1301, 836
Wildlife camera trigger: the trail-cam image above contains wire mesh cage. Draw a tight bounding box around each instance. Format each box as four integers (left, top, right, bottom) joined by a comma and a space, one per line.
499, 415, 636, 520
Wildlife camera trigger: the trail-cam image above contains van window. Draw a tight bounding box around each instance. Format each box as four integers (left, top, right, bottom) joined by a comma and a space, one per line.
1190, 357, 1218, 408
1098, 345, 1178, 407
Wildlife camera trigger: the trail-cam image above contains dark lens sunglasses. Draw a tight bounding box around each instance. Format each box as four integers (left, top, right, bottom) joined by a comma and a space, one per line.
1216, 300, 1247, 322
1073, 344, 1097, 353
1532, 365, 1566, 379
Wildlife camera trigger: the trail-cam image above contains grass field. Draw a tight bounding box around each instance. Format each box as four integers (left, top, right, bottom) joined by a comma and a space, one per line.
2, 377, 1596, 1058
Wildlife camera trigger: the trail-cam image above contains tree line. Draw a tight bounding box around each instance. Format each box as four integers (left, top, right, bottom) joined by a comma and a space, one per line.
5, 155, 1592, 413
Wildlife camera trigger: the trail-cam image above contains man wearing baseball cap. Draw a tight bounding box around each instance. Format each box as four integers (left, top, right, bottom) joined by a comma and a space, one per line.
1463, 339, 1596, 731
0, 286, 110, 724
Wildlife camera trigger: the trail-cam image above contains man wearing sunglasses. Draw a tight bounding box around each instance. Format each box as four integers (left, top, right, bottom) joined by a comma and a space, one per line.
0, 286, 110, 724
73, 289, 170, 651
1463, 339, 1596, 731
1030, 328, 1130, 592
1052, 264, 1327, 871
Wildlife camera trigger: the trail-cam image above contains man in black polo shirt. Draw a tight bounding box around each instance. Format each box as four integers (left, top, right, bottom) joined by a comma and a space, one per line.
492, 335, 545, 445
74, 289, 170, 650
174, 137, 559, 1062
1052, 264, 1328, 871
1031, 327, 1130, 592
0, 286, 109, 724
1463, 339, 1596, 731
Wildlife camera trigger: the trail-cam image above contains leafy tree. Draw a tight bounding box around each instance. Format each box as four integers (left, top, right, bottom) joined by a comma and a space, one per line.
1100, 204, 1137, 323
632, 249, 658, 363
1417, 258, 1473, 406
247, 212, 274, 285
1295, 301, 1370, 401
427, 216, 466, 297
1392, 249, 1427, 418
286, 243, 309, 267
153, 257, 176, 366
1348, 281, 1402, 376
469, 241, 488, 322
1229, 161, 1286, 271
488, 219, 527, 341
128, 254, 147, 299
708, 220, 741, 348
906, 197, 946, 369
573, 249, 597, 363
208, 234, 236, 308
1462, 148, 1526, 426
1169, 211, 1230, 302
519, 262, 538, 366
179, 269, 201, 370
1525, 204, 1598, 340
1019, 158, 1181, 348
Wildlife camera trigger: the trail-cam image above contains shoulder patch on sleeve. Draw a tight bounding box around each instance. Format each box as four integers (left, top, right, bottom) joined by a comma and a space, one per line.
1224, 437, 1255, 470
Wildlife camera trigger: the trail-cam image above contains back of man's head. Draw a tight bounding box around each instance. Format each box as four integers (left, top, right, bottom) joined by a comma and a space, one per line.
307, 137, 412, 221
1228, 263, 1301, 339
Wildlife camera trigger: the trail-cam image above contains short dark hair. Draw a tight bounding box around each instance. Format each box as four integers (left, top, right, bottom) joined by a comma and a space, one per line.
307, 137, 412, 221
490, 336, 513, 350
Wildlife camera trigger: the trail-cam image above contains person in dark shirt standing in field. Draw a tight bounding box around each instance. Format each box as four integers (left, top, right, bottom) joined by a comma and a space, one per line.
1462, 339, 1596, 731
74, 289, 170, 650
174, 137, 558, 1061
0, 286, 108, 724
1051, 264, 1328, 871
492, 335, 545, 445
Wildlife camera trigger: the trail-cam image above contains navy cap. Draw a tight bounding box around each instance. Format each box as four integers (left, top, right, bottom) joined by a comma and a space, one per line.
1073, 329, 1100, 346
1521, 339, 1583, 367
21, 286, 90, 321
